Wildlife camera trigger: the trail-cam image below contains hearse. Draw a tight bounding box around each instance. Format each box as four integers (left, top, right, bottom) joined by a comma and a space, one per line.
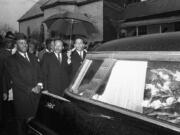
27, 32, 180, 135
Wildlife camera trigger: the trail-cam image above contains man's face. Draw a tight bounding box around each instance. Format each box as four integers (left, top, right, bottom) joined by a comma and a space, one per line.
54, 40, 63, 53
47, 41, 55, 52
28, 43, 36, 53
16, 39, 28, 53
74, 38, 84, 51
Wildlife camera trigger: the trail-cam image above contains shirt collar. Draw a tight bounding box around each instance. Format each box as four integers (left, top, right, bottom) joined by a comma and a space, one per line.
54, 52, 62, 57
18, 51, 27, 57
45, 49, 50, 52
76, 50, 83, 55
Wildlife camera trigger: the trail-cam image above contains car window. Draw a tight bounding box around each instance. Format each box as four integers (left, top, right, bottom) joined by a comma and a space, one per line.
93, 60, 148, 113
71, 59, 116, 95
143, 61, 180, 125
70, 59, 180, 125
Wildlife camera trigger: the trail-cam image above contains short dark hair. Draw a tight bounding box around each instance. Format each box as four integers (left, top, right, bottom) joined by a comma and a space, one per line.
45, 38, 52, 46
5, 31, 15, 40
75, 38, 84, 44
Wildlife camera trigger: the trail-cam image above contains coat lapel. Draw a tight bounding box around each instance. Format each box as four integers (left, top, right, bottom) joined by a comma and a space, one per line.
52, 53, 61, 66
16, 52, 31, 64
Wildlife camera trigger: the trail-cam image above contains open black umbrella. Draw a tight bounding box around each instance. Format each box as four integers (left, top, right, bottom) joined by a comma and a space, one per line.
44, 11, 98, 48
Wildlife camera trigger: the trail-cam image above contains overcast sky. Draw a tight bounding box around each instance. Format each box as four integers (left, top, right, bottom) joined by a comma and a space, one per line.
0, 0, 38, 31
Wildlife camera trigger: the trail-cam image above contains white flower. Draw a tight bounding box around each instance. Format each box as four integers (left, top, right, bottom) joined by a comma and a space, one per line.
177, 97, 180, 103
150, 100, 162, 109
146, 84, 159, 96
166, 97, 175, 106
174, 71, 180, 81
162, 102, 167, 106
92, 94, 99, 100
161, 81, 171, 91
159, 71, 170, 80
142, 100, 151, 108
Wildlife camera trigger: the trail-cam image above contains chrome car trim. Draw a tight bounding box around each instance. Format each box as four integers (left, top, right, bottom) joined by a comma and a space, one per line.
86, 51, 180, 61
28, 125, 43, 135
42, 91, 70, 102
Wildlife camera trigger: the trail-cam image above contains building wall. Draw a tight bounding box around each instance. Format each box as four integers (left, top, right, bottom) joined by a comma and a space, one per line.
42, 1, 103, 41
43, 5, 78, 39
103, 1, 123, 41
43, 5, 77, 19
19, 0, 124, 42
79, 1, 103, 41
19, 16, 43, 37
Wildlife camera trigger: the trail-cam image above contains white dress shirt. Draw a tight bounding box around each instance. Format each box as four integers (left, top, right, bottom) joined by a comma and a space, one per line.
18, 52, 30, 61
54, 52, 62, 63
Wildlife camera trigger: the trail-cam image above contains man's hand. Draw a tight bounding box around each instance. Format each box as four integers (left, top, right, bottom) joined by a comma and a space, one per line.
3, 93, 8, 101
32, 85, 41, 94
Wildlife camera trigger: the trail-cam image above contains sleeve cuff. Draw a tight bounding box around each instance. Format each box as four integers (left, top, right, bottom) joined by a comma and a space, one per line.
37, 83, 43, 89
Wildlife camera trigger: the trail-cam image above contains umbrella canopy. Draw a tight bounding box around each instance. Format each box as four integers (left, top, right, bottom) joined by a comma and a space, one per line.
43, 11, 98, 38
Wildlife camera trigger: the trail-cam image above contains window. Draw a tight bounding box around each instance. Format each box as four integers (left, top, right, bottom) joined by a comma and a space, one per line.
138, 25, 147, 35
71, 59, 148, 113
174, 22, 180, 31
71, 58, 180, 125
71, 59, 116, 96
143, 61, 180, 125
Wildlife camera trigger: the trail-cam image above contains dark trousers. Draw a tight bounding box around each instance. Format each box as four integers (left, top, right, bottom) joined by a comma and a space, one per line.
1, 101, 18, 135
16, 118, 27, 135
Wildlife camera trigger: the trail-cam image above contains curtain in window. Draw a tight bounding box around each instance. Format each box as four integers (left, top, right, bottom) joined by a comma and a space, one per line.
98, 60, 147, 113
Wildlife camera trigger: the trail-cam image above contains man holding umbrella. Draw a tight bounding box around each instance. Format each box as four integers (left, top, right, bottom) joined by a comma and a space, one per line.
67, 37, 87, 80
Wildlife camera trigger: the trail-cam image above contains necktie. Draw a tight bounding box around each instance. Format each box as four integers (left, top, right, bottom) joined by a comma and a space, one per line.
24, 53, 29, 62
58, 53, 62, 63
80, 51, 83, 59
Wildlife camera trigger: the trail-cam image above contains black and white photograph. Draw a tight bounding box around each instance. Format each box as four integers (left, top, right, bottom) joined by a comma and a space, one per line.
1, 0, 180, 135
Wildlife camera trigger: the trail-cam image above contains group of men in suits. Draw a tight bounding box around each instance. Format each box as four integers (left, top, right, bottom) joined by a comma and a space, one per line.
0, 33, 87, 135
41, 37, 87, 96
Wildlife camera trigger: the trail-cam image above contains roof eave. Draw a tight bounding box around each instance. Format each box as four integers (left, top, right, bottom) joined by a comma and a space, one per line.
18, 13, 44, 22
41, 0, 100, 10
41, 1, 77, 10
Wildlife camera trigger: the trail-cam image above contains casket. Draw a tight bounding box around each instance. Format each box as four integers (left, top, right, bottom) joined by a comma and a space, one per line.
27, 32, 180, 135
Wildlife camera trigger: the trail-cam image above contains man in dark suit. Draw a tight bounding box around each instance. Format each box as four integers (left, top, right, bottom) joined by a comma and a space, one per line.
41, 39, 69, 96
38, 38, 54, 62
5, 33, 42, 135
68, 38, 87, 80
0, 38, 14, 100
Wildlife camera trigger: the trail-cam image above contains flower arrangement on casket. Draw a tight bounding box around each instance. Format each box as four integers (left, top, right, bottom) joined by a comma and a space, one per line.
142, 68, 180, 124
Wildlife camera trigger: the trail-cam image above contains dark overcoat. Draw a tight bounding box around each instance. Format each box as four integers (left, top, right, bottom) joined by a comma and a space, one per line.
0, 49, 12, 94
41, 52, 70, 96
70, 50, 86, 79
0, 49, 11, 121
5, 52, 41, 119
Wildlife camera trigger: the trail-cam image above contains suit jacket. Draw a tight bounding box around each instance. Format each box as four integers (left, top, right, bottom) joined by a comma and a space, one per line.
0, 49, 12, 94
0, 49, 11, 121
38, 49, 49, 62
70, 50, 86, 79
41, 52, 70, 96
5, 52, 42, 118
